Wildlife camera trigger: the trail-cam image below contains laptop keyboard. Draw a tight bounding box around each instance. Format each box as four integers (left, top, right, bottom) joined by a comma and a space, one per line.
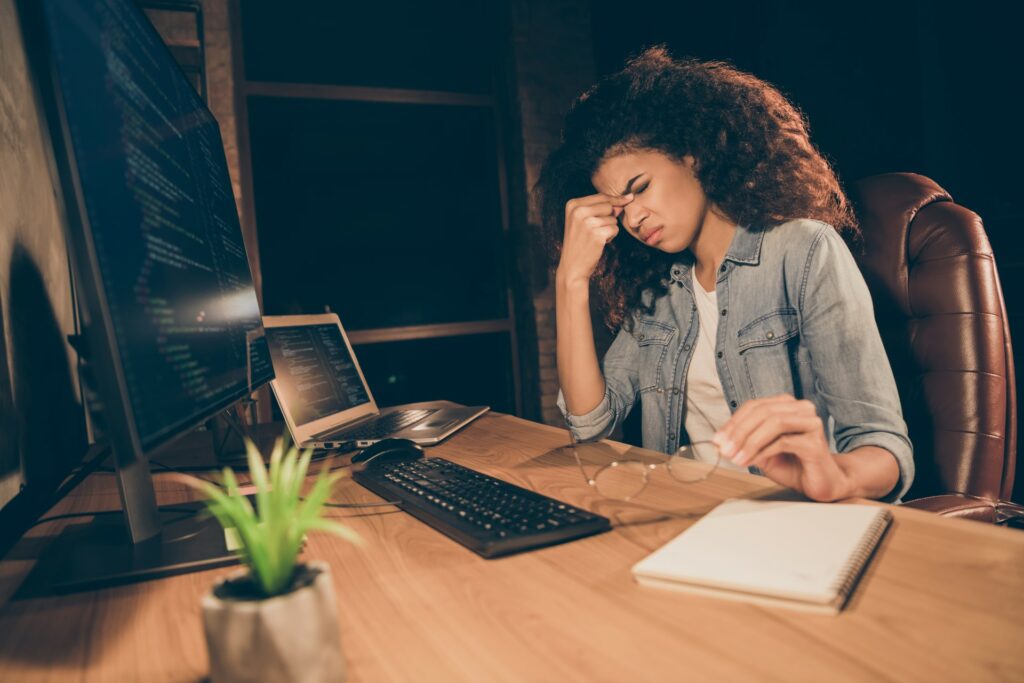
353, 456, 612, 558
338, 408, 436, 441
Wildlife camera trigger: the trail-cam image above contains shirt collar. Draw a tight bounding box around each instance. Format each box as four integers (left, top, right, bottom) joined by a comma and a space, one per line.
668, 252, 695, 288
667, 224, 763, 286
723, 224, 764, 265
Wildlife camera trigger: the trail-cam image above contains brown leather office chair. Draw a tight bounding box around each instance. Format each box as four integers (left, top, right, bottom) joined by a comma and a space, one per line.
851, 172, 1023, 523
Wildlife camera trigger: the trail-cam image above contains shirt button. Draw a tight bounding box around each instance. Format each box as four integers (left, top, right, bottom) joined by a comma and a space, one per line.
717, 351, 723, 359
766, 331, 775, 340
683, 343, 691, 351
638, 334, 645, 341
672, 387, 680, 395
730, 400, 738, 408
656, 387, 664, 393
668, 432, 676, 441
721, 309, 728, 316
720, 264, 727, 272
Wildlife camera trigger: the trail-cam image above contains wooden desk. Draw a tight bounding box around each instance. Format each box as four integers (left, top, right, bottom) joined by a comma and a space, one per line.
1, 413, 1023, 682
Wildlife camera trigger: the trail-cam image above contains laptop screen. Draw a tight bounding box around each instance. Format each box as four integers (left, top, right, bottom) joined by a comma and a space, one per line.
265, 324, 371, 426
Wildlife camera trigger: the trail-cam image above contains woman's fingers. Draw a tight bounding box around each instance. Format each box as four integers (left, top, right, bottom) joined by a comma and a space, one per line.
565, 193, 634, 224
714, 396, 825, 465
595, 225, 619, 244
569, 214, 619, 246
746, 433, 851, 502
581, 215, 619, 234
582, 214, 619, 228
557, 193, 632, 282
714, 396, 847, 501
713, 395, 797, 455
567, 192, 634, 210
731, 414, 823, 466
743, 433, 812, 468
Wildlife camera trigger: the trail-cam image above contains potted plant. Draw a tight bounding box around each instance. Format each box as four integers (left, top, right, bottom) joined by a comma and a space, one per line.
182, 436, 360, 683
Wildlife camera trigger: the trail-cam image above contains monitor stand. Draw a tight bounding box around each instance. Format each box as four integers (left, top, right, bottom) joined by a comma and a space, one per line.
16, 501, 240, 597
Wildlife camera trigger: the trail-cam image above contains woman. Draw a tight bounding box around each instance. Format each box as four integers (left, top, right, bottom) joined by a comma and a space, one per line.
537, 48, 913, 502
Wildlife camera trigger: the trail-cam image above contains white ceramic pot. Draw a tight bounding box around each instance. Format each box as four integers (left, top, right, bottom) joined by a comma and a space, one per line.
201, 561, 346, 683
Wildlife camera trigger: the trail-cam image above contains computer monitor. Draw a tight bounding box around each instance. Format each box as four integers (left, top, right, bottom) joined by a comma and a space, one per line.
17, 0, 273, 591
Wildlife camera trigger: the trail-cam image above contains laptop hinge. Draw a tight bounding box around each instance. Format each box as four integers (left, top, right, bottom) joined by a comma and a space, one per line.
310, 413, 375, 440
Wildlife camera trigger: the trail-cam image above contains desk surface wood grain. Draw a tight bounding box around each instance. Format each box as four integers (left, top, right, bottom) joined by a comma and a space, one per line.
1, 413, 1022, 682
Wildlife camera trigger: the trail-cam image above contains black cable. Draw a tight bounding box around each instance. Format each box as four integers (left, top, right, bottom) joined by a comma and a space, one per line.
146, 456, 341, 486
324, 500, 400, 508
29, 498, 398, 531
147, 455, 402, 509
136, 447, 342, 474
32, 444, 397, 536
95, 459, 222, 486
29, 506, 200, 530
64, 442, 112, 478
149, 458, 221, 485
210, 404, 252, 459
47, 443, 113, 507
92, 435, 401, 508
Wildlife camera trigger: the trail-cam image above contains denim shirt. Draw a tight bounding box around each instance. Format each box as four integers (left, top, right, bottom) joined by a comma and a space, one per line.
558, 219, 914, 502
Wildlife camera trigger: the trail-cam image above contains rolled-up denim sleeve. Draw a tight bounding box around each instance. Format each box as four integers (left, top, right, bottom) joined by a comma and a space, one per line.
799, 227, 915, 502
557, 326, 640, 443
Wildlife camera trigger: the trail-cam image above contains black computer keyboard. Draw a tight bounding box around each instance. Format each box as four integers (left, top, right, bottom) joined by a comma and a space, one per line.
353, 456, 611, 558
339, 409, 435, 441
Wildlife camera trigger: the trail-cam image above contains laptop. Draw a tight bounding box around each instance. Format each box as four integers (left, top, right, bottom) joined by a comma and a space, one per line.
262, 314, 489, 450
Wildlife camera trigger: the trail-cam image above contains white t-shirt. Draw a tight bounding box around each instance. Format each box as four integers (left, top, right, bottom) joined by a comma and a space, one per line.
685, 272, 745, 471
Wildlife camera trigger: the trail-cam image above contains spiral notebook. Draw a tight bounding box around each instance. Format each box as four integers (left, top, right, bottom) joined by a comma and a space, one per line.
632, 499, 892, 614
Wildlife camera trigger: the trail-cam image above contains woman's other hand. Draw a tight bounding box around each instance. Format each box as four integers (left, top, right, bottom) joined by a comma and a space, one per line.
711, 395, 852, 501
712, 395, 901, 501
556, 193, 633, 286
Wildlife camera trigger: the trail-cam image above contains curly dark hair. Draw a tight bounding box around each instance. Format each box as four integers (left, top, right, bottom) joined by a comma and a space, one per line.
535, 47, 857, 331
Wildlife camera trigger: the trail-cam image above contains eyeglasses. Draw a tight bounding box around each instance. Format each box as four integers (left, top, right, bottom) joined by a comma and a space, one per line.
567, 432, 721, 501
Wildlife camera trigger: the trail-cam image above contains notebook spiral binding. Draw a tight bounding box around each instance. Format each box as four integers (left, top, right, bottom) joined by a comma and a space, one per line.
828, 509, 893, 605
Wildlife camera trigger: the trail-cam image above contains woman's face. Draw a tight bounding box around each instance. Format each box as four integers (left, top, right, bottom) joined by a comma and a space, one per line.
590, 149, 709, 253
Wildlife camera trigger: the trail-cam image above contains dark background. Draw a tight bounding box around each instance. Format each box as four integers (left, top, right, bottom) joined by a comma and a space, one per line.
591, 0, 1022, 250
240, 1, 519, 416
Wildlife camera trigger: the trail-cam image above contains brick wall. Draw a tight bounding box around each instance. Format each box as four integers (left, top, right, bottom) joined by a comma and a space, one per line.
508, 0, 594, 425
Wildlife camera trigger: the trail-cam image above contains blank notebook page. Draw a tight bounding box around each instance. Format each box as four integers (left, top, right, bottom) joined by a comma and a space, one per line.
632, 498, 890, 605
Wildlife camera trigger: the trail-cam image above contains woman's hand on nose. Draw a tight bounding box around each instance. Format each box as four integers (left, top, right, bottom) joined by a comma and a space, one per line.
557, 193, 633, 286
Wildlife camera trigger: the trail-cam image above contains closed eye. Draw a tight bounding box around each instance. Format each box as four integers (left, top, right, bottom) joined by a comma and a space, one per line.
634, 182, 650, 194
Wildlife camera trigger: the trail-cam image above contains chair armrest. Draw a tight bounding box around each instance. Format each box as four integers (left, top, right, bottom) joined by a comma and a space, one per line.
901, 494, 997, 523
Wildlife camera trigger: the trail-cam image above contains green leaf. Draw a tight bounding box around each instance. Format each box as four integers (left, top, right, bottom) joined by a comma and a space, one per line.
188, 429, 359, 597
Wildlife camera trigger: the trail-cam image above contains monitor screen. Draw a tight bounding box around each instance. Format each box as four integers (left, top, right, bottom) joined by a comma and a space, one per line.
41, 0, 272, 451
266, 325, 371, 426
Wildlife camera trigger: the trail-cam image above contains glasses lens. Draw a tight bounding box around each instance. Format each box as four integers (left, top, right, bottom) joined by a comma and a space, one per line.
593, 460, 648, 500
667, 441, 721, 483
